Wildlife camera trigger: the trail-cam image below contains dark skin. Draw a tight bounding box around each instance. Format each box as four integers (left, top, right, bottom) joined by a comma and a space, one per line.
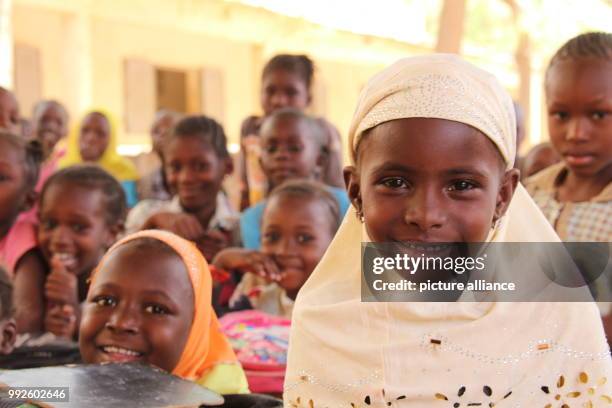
79, 112, 111, 162
0, 140, 46, 334
344, 118, 519, 244
79, 242, 194, 372
261, 70, 311, 116
546, 58, 612, 346
214, 195, 336, 301
259, 116, 325, 191
33, 103, 68, 161
150, 111, 178, 156
0, 88, 19, 134
30, 183, 122, 338
0, 317, 16, 355
0, 140, 37, 238
546, 59, 612, 203
144, 136, 233, 261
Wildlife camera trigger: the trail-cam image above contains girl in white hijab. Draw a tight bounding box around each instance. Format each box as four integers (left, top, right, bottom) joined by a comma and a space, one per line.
284, 55, 611, 407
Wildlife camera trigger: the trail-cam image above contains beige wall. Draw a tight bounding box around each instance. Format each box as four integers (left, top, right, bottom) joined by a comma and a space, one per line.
13, 3, 257, 147
11, 0, 536, 162
11, 0, 430, 159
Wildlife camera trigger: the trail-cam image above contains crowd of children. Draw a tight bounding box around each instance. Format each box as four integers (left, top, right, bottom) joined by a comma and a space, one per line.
0, 31, 609, 405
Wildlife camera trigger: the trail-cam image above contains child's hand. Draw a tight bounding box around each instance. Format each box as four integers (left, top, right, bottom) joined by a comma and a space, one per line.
148, 212, 205, 241
197, 229, 231, 262
44, 256, 79, 307
44, 303, 77, 339
213, 248, 284, 282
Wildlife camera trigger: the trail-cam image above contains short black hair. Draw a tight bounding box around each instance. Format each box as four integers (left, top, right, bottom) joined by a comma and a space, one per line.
0, 266, 13, 320
0, 131, 42, 188
262, 54, 315, 90
547, 32, 612, 76
266, 179, 341, 234
165, 115, 229, 159
40, 165, 127, 227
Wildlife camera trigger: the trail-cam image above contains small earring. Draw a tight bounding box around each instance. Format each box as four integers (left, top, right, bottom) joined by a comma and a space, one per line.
356, 209, 364, 223
491, 217, 498, 229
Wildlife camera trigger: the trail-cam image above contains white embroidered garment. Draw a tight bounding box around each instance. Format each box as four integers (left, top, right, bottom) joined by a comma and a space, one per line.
284, 54, 611, 407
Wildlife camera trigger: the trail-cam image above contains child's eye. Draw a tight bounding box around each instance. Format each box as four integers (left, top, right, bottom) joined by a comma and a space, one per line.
297, 234, 314, 244
447, 180, 477, 192
288, 145, 302, 153
380, 177, 408, 189
93, 296, 116, 307
551, 111, 568, 121
193, 162, 210, 172
264, 145, 277, 154
591, 111, 609, 120
168, 163, 181, 173
71, 224, 87, 233
41, 219, 57, 230
145, 304, 169, 315
262, 231, 280, 244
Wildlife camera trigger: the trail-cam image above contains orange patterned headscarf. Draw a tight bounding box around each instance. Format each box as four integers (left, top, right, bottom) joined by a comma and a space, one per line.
89, 229, 238, 380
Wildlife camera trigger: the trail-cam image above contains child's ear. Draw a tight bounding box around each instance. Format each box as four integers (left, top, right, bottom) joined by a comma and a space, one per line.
20, 190, 38, 212
344, 165, 363, 215
0, 318, 17, 355
494, 168, 520, 222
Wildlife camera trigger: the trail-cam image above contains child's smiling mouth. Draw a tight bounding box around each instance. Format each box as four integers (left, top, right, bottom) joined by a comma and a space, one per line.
98, 345, 145, 363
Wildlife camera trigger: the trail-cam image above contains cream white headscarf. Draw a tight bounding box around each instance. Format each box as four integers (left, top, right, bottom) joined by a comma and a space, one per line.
284, 55, 611, 407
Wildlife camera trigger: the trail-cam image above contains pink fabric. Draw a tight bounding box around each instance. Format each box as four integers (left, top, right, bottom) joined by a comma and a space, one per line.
0, 214, 38, 278
36, 151, 63, 193
219, 310, 290, 393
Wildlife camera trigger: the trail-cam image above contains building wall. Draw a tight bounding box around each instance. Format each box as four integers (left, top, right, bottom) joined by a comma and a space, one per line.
11, 0, 431, 160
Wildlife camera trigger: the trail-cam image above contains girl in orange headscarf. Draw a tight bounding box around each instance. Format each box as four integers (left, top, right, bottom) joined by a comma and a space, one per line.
79, 229, 249, 395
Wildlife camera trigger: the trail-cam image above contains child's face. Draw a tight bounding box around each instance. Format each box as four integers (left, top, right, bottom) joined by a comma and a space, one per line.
261, 195, 335, 297
164, 136, 231, 212
150, 113, 175, 155
79, 113, 110, 162
38, 184, 120, 276
261, 70, 310, 116
260, 117, 322, 190
79, 242, 194, 372
546, 59, 612, 178
34, 105, 68, 159
345, 118, 518, 243
0, 140, 31, 231
0, 90, 19, 134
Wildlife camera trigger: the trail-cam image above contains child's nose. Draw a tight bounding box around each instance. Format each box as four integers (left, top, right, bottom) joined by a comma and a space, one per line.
178, 167, 197, 184
271, 92, 289, 108
273, 237, 298, 256
50, 225, 72, 248
106, 304, 140, 334
403, 188, 446, 233
566, 117, 590, 141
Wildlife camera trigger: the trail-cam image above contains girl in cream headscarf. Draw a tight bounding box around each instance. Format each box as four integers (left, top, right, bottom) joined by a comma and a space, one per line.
284, 55, 611, 406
